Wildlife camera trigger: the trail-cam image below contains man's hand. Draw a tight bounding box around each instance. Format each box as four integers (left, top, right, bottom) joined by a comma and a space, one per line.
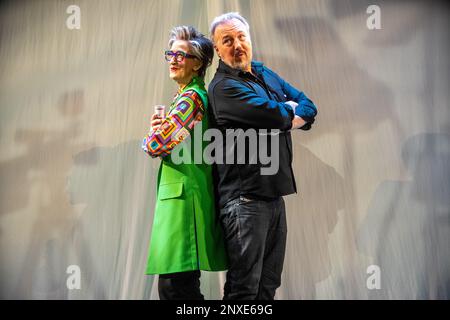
150, 113, 163, 132
284, 100, 317, 130
291, 115, 307, 130
285, 98, 317, 130
284, 100, 298, 114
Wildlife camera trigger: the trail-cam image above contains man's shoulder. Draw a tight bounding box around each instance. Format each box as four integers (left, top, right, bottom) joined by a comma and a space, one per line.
252, 60, 275, 75
258, 65, 287, 90
208, 72, 224, 93
260, 64, 281, 80
208, 73, 246, 94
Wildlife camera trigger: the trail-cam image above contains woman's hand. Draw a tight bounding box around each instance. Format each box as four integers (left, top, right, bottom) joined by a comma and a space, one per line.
150, 113, 163, 132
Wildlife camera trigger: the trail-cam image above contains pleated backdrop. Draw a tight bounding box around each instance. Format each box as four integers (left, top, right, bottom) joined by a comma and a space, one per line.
0, 0, 449, 299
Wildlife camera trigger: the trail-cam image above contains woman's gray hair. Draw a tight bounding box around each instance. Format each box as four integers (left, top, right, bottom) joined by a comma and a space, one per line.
168, 26, 213, 78
209, 12, 250, 42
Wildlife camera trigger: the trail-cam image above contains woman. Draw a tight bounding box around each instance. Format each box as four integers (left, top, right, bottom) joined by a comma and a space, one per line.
142, 26, 228, 300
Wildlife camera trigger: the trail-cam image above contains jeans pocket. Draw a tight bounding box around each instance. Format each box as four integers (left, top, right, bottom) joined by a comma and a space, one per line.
219, 201, 239, 225
237, 198, 260, 216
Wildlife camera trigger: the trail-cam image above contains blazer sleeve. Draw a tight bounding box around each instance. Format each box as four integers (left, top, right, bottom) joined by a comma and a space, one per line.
142, 90, 204, 158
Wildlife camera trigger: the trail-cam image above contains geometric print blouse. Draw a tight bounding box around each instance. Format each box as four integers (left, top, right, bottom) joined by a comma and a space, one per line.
142, 90, 204, 158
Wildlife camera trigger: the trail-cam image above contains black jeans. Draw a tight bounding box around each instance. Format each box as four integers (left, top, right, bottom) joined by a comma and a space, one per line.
158, 270, 204, 300
219, 196, 287, 300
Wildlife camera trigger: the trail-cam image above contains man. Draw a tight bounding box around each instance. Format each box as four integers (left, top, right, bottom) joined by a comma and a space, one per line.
208, 12, 317, 300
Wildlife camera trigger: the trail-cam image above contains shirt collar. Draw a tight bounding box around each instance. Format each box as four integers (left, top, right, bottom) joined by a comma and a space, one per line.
217, 59, 264, 78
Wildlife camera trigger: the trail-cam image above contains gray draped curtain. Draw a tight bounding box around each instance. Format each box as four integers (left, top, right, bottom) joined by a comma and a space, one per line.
0, 0, 449, 299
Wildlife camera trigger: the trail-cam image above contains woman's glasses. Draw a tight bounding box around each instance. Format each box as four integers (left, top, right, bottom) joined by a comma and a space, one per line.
164, 50, 197, 63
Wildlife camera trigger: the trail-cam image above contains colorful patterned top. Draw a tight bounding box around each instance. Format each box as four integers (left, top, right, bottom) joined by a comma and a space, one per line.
142, 89, 204, 158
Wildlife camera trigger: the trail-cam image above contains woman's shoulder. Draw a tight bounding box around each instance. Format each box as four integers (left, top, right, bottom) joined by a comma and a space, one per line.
178, 89, 203, 104
179, 86, 208, 108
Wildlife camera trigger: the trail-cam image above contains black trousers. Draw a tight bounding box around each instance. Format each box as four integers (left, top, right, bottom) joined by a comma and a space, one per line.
158, 270, 204, 300
219, 196, 287, 300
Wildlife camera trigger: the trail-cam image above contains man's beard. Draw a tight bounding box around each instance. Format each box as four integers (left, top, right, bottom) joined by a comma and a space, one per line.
231, 59, 250, 71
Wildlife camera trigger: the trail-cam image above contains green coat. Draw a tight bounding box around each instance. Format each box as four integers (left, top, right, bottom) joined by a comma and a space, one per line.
145, 77, 228, 275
